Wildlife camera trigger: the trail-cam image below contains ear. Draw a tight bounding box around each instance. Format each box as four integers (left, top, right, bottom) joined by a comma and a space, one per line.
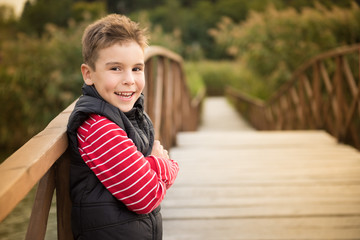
81, 64, 94, 85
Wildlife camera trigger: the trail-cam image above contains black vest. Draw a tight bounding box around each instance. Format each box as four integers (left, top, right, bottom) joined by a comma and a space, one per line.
67, 84, 162, 240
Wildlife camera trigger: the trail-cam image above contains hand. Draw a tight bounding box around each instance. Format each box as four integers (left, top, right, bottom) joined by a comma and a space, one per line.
151, 140, 169, 159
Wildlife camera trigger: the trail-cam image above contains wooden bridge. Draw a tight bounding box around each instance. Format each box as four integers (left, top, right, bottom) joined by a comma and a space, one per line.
1, 45, 360, 239
163, 97, 360, 239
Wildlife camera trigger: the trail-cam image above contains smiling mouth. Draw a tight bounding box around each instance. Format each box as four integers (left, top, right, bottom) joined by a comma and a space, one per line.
114, 92, 135, 99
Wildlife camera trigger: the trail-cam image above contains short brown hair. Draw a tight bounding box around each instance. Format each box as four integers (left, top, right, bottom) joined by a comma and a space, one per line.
82, 14, 148, 70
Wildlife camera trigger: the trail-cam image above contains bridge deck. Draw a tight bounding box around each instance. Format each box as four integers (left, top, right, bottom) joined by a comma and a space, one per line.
163, 97, 360, 239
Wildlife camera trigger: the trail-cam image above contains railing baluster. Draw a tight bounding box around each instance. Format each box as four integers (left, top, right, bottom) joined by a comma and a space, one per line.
334, 56, 344, 138
312, 62, 322, 128
343, 56, 357, 97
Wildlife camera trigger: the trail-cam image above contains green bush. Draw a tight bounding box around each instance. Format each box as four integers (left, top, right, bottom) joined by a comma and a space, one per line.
209, 2, 360, 99
0, 21, 86, 154
184, 63, 206, 97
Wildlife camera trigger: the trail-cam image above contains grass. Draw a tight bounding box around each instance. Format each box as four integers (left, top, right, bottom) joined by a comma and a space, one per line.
185, 60, 269, 99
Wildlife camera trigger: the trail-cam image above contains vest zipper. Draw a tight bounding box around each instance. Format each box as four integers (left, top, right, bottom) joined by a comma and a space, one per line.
149, 211, 157, 240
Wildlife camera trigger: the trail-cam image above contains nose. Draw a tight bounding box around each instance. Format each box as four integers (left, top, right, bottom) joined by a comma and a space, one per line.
122, 70, 135, 85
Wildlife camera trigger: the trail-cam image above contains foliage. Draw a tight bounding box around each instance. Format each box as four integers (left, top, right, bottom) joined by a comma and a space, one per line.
131, 0, 270, 59
130, 0, 208, 60
18, 0, 106, 35
185, 60, 265, 97
131, 0, 358, 59
0, 5, 17, 42
18, 0, 73, 35
134, 12, 184, 57
0, 4, 16, 23
0, 21, 87, 154
209, 2, 360, 99
106, 0, 165, 14
0, 1, 108, 157
184, 63, 206, 98
71, 1, 107, 22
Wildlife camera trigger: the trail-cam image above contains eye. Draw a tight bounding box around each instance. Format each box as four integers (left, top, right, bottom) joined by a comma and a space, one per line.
110, 66, 121, 71
132, 67, 143, 72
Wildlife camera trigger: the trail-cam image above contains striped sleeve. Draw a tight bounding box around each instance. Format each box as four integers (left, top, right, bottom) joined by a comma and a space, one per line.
77, 114, 179, 214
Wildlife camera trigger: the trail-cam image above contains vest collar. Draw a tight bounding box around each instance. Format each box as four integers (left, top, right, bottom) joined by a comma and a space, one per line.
68, 84, 154, 156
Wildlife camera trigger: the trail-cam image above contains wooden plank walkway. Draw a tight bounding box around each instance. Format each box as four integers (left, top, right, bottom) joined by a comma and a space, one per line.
163, 97, 360, 240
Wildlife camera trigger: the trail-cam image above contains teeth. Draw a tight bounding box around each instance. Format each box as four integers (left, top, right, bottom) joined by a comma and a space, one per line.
115, 92, 133, 98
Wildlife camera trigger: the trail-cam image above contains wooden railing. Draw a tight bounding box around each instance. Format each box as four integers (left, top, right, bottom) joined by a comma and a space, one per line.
0, 46, 203, 239
144, 46, 204, 149
227, 44, 360, 150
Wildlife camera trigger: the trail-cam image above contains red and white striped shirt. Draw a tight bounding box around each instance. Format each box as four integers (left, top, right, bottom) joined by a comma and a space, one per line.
77, 114, 179, 214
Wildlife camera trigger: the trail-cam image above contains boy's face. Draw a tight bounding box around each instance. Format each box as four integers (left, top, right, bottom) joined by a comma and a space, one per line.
81, 41, 145, 113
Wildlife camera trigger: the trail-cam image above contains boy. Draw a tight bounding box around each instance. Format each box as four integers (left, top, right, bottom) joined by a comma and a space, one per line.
67, 14, 179, 240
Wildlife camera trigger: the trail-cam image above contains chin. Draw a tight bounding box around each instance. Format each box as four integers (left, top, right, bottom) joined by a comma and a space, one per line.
118, 105, 134, 113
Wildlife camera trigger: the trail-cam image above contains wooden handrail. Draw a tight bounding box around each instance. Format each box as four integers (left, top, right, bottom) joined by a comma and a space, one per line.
227, 44, 360, 150
0, 46, 204, 239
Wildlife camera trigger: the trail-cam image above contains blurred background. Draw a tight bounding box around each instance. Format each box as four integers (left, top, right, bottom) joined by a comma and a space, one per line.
1, 0, 360, 160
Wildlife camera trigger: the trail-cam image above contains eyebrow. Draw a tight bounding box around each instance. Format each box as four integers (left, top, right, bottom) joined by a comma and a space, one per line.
105, 62, 144, 67
105, 62, 123, 66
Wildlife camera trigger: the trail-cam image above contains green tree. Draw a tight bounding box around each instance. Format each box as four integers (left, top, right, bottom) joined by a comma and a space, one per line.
0, 4, 17, 41
18, 0, 73, 35
106, 0, 165, 14
0, 20, 86, 155
71, 1, 106, 22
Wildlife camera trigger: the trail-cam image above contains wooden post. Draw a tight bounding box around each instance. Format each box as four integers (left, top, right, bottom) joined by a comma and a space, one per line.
25, 167, 56, 240
298, 76, 308, 129
145, 58, 155, 123
143, 58, 153, 114
165, 60, 175, 147
154, 57, 164, 139
334, 56, 344, 139
160, 58, 170, 149
173, 62, 182, 134
312, 61, 322, 128
170, 61, 179, 146
56, 151, 73, 240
